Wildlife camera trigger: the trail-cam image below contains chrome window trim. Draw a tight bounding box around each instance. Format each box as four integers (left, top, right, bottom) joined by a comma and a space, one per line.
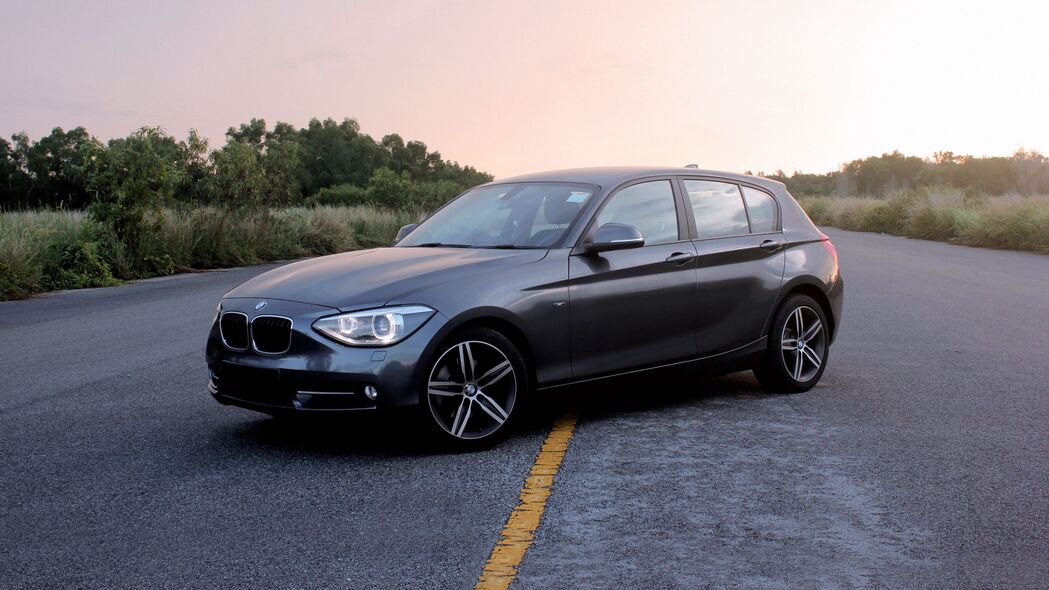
250, 314, 294, 355
218, 311, 249, 352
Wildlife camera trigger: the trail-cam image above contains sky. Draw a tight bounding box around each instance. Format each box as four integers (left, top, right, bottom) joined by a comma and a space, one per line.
2, 0, 1047, 179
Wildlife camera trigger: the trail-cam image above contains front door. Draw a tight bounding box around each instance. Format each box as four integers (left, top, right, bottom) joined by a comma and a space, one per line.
568, 179, 699, 378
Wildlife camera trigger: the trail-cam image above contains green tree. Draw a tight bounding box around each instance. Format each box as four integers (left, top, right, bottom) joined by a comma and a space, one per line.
3, 116, 501, 211
209, 140, 268, 210
0, 138, 19, 209
13, 127, 95, 208
225, 118, 268, 151
222, 119, 305, 206
87, 127, 179, 270
381, 133, 433, 178
261, 121, 304, 205
364, 167, 413, 208
299, 117, 387, 192
174, 129, 212, 203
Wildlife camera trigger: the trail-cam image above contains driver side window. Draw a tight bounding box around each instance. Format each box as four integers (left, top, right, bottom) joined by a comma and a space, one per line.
595, 180, 679, 246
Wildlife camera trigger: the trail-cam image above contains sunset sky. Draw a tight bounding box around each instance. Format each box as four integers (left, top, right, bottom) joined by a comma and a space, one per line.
2, 0, 1047, 178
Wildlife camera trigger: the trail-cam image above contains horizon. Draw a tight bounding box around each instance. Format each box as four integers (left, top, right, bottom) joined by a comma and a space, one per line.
3, 0, 1047, 179
4, 115, 1043, 180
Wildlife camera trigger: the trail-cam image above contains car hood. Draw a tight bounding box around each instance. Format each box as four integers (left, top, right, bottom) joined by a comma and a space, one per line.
225, 247, 548, 311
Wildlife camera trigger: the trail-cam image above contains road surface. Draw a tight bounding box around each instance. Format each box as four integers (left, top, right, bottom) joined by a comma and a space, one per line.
1, 229, 1047, 589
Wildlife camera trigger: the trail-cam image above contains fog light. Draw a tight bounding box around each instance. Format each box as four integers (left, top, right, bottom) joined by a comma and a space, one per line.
364, 385, 378, 400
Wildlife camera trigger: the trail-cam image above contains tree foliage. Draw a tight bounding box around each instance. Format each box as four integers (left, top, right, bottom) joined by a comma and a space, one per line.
764, 149, 1049, 197
0, 117, 495, 278
0, 116, 492, 212
8, 118, 1048, 211
86, 127, 178, 271
5, 127, 95, 208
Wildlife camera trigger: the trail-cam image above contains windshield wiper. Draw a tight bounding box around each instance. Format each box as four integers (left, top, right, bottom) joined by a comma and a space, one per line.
414, 242, 472, 248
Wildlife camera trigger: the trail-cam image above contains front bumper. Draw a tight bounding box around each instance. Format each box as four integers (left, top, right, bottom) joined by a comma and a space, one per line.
205, 297, 447, 413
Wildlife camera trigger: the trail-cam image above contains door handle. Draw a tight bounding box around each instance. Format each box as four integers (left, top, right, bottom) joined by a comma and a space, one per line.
759, 239, 785, 252
665, 252, 696, 265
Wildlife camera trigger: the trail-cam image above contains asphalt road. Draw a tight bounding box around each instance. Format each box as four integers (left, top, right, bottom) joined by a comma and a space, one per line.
2, 229, 1047, 589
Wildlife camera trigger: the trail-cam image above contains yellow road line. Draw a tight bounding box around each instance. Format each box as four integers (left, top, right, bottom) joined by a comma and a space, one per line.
475, 410, 578, 590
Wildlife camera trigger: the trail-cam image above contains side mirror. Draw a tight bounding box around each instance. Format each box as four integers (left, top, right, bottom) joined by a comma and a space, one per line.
586, 223, 645, 253
393, 223, 418, 244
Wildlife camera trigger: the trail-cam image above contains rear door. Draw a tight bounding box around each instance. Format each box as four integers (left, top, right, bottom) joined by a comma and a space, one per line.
679, 178, 786, 355
568, 178, 699, 377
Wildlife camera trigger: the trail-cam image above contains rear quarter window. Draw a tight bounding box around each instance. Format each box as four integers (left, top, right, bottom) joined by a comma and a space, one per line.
741, 186, 779, 233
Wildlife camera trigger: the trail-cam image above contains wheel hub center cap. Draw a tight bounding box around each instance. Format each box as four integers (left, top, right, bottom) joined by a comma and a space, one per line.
464, 384, 478, 396
798, 339, 806, 350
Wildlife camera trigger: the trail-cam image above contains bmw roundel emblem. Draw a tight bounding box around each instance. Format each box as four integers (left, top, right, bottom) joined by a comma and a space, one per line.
254, 300, 268, 311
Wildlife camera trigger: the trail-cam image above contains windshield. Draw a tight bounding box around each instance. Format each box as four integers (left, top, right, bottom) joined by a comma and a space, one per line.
397, 182, 595, 249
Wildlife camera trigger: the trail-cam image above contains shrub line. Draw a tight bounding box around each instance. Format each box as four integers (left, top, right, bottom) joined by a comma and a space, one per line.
799, 189, 1049, 254
0, 205, 416, 301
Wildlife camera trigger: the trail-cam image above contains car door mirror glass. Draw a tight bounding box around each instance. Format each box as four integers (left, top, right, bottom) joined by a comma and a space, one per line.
393, 223, 418, 244
589, 223, 645, 252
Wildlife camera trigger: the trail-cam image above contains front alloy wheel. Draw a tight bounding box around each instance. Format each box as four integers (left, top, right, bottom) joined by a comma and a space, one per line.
425, 328, 525, 446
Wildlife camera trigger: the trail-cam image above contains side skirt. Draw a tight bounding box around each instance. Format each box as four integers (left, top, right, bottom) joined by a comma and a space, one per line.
536, 337, 767, 391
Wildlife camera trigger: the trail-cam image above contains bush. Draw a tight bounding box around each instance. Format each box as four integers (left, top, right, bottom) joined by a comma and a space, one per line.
0, 205, 418, 300
0, 210, 121, 298
409, 179, 465, 211
304, 176, 464, 212
306, 184, 368, 207
798, 190, 1049, 253
0, 211, 48, 298
87, 128, 175, 277
43, 239, 120, 290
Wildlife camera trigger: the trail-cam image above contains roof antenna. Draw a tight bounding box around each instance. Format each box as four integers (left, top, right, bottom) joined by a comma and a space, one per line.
684, 163, 699, 168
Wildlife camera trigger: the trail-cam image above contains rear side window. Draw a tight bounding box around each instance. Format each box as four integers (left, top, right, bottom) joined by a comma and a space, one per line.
595, 180, 679, 245
683, 180, 749, 239
742, 186, 778, 233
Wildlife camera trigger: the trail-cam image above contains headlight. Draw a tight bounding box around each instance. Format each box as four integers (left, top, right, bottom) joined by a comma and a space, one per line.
312, 305, 435, 347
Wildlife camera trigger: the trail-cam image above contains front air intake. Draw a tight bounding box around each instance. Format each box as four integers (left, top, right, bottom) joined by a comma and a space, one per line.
251, 315, 293, 354
219, 312, 249, 350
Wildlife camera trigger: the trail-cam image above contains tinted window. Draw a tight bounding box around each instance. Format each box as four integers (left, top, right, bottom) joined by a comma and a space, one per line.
595, 180, 679, 245
684, 180, 749, 238
742, 186, 777, 233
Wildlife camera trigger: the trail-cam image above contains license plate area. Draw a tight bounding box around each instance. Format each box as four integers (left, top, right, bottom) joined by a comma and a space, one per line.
219, 363, 290, 407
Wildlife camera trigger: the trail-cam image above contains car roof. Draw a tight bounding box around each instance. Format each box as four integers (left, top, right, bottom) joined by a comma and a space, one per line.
492, 166, 785, 192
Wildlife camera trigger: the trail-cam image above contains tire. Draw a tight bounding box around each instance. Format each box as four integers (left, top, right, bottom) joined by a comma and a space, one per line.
422, 327, 529, 450
753, 294, 830, 393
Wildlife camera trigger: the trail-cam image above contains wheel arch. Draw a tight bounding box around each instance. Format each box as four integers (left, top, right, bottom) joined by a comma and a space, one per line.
430, 307, 537, 385
767, 278, 837, 341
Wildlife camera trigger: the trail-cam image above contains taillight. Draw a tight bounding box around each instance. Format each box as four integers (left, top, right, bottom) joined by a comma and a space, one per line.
820, 236, 838, 263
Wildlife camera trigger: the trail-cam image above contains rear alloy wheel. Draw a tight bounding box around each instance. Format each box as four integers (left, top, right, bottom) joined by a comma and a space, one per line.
425, 328, 527, 448
754, 294, 829, 393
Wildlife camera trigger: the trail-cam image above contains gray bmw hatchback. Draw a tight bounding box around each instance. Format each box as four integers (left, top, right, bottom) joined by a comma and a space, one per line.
206, 167, 843, 447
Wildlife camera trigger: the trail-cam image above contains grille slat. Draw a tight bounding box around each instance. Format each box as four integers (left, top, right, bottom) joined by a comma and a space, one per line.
251, 315, 293, 354
219, 312, 249, 350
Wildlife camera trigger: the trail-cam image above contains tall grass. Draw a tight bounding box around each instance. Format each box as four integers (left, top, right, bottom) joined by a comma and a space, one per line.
7, 191, 1046, 300
0, 210, 118, 299
799, 189, 1049, 254
0, 205, 417, 300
